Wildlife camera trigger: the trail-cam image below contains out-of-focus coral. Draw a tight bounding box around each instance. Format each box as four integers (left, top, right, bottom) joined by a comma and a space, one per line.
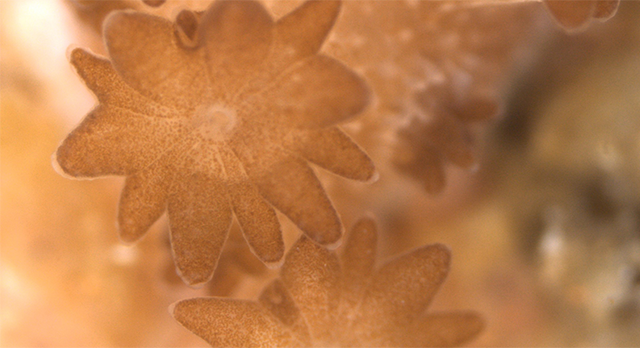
394, 89, 498, 194
142, 0, 166, 8
172, 217, 483, 347
54, 0, 376, 286
543, 0, 620, 31
323, 0, 621, 195
68, 0, 139, 33
486, 1, 640, 344
318, 1, 543, 195
65, 0, 212, 55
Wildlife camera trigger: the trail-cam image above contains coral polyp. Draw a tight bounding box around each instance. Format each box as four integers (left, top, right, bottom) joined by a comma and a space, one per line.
54, 0, 376, 286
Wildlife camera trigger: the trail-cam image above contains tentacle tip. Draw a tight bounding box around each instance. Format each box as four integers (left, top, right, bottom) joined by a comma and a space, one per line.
350, 215, 378, 244
115, 227, 144, 246
323, 237, 342, 251
263, 255, 285, 270
429, 243, 452, 265
103, 9, 146, 43
65, 44, 83, 63
364, 169, 380, 184
355, 213, 377, 229
321, 225, 344, 250
168, 300, 182, 318
186, 280, 208, 289
51, 149, 82, 180
176, 267, 212, 289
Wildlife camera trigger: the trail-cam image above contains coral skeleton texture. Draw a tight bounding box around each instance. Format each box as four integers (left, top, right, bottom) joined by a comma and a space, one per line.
54, 0, 376, 286
172, 217, 483, 347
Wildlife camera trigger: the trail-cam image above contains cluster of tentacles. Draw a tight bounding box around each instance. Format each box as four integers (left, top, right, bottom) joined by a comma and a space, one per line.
54, 0, 621, 346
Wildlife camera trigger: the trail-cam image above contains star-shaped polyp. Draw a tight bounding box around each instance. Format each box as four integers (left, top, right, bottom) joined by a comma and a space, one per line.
172, 217, 484, 347
54, 0, 376, 286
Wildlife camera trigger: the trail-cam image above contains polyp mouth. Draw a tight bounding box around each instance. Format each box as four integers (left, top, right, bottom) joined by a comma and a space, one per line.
191, 104, 237, 141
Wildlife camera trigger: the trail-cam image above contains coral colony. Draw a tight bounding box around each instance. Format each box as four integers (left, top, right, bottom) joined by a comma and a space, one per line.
46, 0, 623, 346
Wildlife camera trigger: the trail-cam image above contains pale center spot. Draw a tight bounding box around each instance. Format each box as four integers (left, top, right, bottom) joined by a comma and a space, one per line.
191, 105, 237, 141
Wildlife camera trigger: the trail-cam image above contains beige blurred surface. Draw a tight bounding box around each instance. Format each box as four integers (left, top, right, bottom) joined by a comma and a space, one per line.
2, 0, 639, 346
